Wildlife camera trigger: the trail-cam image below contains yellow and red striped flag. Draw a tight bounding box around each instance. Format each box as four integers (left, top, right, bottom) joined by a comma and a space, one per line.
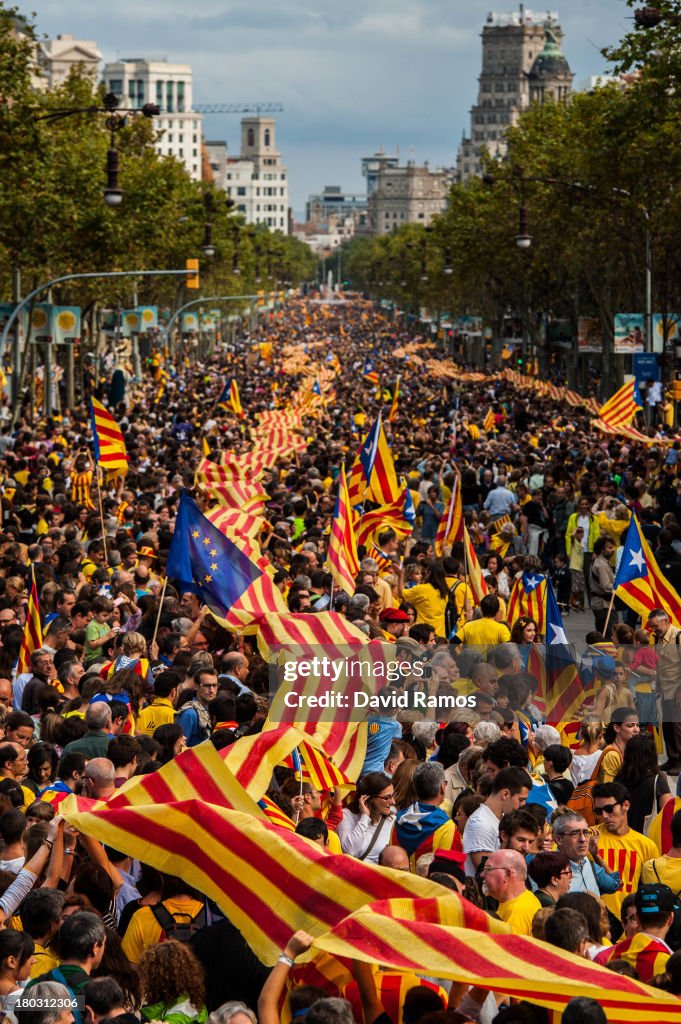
90, 398, 128, 479
259, 612, 394, 779
435, 474, 463, 556
257, 794, 296, 831
463, 527, 488, 605
283, 741, 354, 791
17, 572, 42, 677
326, 465, 359, 596
224, 724, 309, 801
355, 493, 414, 549
506, 572, 547, 626
108, 740, 267, 816
483, 408, 495, 433
206, 507, 268, 542
598, 379, 642, 428
387, 376, 400, 422
313, 899, 680, 1024
466, 423, 480, 440
218, 378, 245, 418
60, 798, 505, 969
614, 511, 681, 624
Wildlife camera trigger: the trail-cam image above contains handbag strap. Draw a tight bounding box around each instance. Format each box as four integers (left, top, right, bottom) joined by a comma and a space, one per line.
358, 816, 390, 861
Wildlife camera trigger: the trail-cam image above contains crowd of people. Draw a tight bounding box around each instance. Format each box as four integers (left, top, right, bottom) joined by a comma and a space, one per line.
0, 295, 679, 1024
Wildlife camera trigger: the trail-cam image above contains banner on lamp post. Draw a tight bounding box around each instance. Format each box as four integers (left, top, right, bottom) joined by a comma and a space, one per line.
52, 307, 81, 345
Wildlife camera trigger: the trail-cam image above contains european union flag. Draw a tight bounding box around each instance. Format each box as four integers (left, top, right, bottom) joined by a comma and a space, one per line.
166, 492, 262, 618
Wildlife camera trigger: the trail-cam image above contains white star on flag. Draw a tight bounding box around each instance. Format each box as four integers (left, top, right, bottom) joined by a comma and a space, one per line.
550, 622, 569, 646
629, 548, 646, 573
525, 575, 541, 590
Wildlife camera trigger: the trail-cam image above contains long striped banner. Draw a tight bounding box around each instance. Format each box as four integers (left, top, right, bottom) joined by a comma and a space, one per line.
60, 800, 505, 968
313, 900, 681, 1023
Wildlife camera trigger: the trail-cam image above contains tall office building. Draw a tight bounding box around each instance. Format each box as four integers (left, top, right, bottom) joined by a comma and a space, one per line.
102, 58, 203, 181
456, 7, 572, 182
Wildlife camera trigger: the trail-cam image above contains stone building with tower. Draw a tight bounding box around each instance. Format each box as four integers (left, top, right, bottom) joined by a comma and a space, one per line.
223, 118, 289, 233
456, 7, 573, 182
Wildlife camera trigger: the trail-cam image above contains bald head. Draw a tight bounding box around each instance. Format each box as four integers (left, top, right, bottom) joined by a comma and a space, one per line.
472, 662, 499, 695
378, 846, 410, 872
82, 758, 116, 799
482, 848, 528, 902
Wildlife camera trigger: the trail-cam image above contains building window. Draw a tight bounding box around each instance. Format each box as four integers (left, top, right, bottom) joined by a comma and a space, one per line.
128, 80, 136, 104
156, 81, 163, 107
109, 79, 122, 97
177, 81, 185, 112
247, 127, 255, 146
264, 128, 271, 145
193, 148, 197, 157
166, 81, 174, 112
237, 187, 246, 196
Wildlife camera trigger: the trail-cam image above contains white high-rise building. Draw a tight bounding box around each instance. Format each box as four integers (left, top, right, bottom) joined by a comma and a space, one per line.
223, 118, 289, 233
102, 57, 203, 181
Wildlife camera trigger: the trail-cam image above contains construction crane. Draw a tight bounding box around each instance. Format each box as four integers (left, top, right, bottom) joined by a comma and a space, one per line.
192, 102, 284, 115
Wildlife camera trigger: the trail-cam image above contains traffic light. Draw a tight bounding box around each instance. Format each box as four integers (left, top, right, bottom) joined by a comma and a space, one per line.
185, 258, 200, 290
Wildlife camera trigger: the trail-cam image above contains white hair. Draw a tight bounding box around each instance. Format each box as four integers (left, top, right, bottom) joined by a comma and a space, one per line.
474, 721, 501, 746
411, 720, 439, 748
534, 724, 561, 753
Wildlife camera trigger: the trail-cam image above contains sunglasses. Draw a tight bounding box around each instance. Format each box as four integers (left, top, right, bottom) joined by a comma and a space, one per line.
594, 802, 621, 815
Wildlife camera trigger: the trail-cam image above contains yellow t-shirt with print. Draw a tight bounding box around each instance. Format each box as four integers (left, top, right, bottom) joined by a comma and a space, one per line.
597, 826, 658, 919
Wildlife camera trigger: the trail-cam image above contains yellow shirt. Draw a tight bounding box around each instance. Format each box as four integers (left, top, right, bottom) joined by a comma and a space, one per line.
497, 889, 542, 936
30, 943, 59, 978
598, 746, 623, 785
641, 854, 681, 893
597, 826, 658, 920
327, 830, 342, 854
121, 896, 204, 964
402, 583, 448, 638
135, 698, 176, 737
456, 618, 511, 649
0, 775, 37, 813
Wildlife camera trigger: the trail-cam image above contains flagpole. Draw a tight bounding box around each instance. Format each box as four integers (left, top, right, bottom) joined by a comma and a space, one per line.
95, 468, 108, 567
294, 746, 304, 825
461, 527, 473, 623
151, 576, 169, 646
601, 590, 617, 641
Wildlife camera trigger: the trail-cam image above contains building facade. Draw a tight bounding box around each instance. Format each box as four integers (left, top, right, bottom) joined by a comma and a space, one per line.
306, 186, 368, 230
456, 8, 572, 182
368, 162, 453, 236
223, 118, 289, 233
102, 58, 203, 181
37, 34, 101, 88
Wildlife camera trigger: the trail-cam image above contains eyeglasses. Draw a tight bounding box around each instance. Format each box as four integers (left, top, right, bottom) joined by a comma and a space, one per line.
375, 793, 395, 802
560, 868, 574, 877
563, 829, 593, 839
481, 865, 507, 874
594, 803, 621, 815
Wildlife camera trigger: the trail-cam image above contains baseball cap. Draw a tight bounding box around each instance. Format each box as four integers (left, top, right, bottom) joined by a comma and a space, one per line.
635, 883, 676, 916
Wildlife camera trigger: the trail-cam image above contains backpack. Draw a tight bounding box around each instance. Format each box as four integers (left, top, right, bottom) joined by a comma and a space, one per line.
445, 580, 463, 640
567, 745, 617, 826
151, 900, 207, 943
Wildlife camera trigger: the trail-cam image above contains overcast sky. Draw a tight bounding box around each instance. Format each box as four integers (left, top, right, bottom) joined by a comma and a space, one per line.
29, 0, 630, 214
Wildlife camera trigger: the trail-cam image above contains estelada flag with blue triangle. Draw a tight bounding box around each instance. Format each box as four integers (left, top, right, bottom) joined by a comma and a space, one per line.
506, 571, 547, 626
218, 378, 244, 418
614, 511, 681, 622
363, 358, 379, 386
542, 578, 585, 726
346, 411, 400, 507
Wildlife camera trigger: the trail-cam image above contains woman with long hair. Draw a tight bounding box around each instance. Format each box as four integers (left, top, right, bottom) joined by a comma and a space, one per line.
392, 759, 419, 811
397, 560, 450, 639
153, 723, 187, 765
598, 708, 640, 783
337, 771, 395, 862
615, 732, 672, 833
24, 742, 58, 797
140, 939, 207, 1024
0, 929, 35, 1016
571, 717, 604, 786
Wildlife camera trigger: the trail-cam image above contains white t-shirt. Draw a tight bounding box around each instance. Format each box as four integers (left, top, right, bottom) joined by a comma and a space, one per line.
578, 514, 592, 551
462, 802, 500, 876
